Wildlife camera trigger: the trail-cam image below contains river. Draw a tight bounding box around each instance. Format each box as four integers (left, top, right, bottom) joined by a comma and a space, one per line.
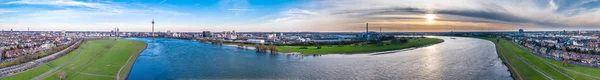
126, 36, 512, 80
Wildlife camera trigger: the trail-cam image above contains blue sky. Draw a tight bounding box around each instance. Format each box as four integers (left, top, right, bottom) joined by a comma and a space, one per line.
1, 0, 600, 32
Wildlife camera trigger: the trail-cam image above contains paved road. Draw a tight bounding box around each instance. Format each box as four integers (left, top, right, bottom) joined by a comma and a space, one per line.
32, 43, 89, 80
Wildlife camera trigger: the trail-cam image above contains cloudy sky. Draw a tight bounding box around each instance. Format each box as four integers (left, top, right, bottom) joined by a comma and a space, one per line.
0, 0, 600, 32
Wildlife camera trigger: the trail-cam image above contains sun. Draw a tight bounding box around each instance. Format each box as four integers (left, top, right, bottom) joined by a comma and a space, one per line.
424, 14, 437, 24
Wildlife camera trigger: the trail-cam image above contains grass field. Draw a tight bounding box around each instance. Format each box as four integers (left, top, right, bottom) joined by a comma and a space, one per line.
478, 37, 600, 80
2, 39, 147, 80
277, 38, 444, 54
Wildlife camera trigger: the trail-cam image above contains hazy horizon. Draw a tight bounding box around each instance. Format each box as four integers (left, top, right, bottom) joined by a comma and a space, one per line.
1, 0, 600, 32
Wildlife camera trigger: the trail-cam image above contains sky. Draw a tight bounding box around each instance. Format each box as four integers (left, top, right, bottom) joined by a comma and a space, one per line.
1, 0, 600, 32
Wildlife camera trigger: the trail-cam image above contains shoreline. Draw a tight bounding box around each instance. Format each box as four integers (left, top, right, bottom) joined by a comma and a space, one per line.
120, 40, 148, 80
485, 38, 520, 80
220, 44, 306, 55
274, 37, 444, 55
220, 38, 443, 56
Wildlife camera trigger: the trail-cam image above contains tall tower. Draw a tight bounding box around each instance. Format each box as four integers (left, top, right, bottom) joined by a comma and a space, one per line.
366, 23, 369, 32
380, 27, 382, 33
152, 19, 155, 35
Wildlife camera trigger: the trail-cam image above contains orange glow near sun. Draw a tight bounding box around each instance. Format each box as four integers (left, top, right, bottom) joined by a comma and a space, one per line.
424, 14, 437, 24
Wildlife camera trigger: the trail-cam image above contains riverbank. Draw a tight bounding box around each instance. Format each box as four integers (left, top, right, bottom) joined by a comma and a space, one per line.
478, 37, 600, 80
1, 39, 147, 80
276, 37, 444, 54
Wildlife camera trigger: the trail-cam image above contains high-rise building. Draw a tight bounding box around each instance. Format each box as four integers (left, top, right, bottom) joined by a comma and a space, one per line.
202, 31, 212, 37
117, 27, 120, 37
232, 30, 236, 35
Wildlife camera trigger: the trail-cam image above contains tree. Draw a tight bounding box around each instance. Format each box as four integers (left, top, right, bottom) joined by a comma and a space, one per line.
496, 38, 500, 43
255, 44, 268, 52
269, 44, 278, 53
237, 43, 244, 48
58, 71, 66, 80
316, 43, 322, 49
106, 44, 113, 49
300, 42, 308, 49
561, 47, 569, 66
16, 45, 22, 49
51, 46, 60, 52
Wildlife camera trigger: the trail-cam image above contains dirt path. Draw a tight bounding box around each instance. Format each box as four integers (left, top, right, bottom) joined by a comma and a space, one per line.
116, 52, 135, 80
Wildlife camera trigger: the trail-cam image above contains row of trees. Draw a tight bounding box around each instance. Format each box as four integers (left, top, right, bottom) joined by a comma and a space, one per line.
255, 44, 279, 53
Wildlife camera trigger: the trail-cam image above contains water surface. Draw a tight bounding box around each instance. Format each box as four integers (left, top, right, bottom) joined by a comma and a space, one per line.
127, 37, 511, 80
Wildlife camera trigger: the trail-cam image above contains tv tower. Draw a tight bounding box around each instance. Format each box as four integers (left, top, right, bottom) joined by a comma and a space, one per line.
152, 18, 155, 36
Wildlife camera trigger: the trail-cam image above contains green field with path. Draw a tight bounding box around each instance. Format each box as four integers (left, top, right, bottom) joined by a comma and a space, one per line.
2, 39, 147, 80
277, 38, 444, 54
478, 37, 600, 80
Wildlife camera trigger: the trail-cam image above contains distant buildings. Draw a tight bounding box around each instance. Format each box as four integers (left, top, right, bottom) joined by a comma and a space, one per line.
246, 39, 265, 44
202, 31, 213, 37
0, 31, 72, 61
359, 23, 383, 41
519, 29, 524, 35
267, 33, 277, 39
359, 32, 383, 41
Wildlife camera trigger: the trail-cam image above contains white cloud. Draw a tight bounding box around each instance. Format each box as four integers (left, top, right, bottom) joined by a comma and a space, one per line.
220, 0, 251, 14
27, 9, 118, 20
227, 8, 253, 12
6, 0, 124, 13
262, 0, 600, 31
0, 9, 19, 14
159, 0, 168, 4
151, 9, 191, 16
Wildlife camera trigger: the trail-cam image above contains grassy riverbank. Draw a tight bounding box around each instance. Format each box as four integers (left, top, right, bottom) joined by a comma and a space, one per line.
277, 38, 444, 54
478, 37, 600, 80
2, 39, 147, 80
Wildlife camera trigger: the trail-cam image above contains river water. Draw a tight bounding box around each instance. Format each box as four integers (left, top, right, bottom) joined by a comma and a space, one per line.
126, 36, 512, 80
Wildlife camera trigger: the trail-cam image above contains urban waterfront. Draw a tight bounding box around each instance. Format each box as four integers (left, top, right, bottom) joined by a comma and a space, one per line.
126, 37, 511, 80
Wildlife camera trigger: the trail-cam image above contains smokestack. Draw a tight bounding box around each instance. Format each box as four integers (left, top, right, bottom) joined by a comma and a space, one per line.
380, 27, 382, 33
366, 23, 369, 32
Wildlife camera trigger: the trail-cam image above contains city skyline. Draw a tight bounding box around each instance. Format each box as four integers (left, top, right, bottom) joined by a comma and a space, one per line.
1, 0, 600, 32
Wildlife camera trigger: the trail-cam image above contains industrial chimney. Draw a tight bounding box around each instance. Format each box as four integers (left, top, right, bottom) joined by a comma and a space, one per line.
366, 23, 369, 32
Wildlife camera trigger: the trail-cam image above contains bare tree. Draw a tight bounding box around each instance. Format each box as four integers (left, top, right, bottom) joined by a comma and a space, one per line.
58, 71, 66, 80
269, 44, 279, 53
